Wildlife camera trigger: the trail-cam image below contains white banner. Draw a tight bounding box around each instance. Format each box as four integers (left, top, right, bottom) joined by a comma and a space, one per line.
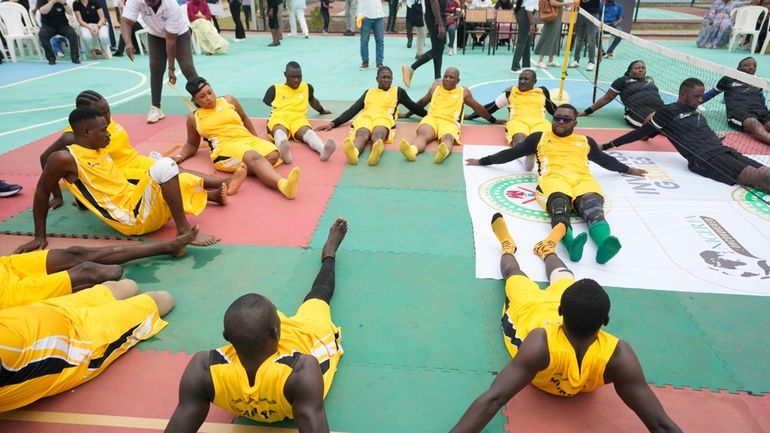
464, 145, 770, 296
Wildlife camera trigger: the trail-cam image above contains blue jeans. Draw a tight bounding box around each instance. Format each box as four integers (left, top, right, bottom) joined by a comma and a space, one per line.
360, 17, 384, 65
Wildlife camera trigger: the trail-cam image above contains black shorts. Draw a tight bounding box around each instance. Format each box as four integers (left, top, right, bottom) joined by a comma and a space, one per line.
727, 109, 770, 130
267, 3, 280, 29
688, 149, 763, 185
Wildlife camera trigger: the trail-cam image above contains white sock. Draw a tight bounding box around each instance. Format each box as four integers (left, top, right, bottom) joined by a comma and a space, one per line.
274, 129, 289, 145
302, 129, 325, 154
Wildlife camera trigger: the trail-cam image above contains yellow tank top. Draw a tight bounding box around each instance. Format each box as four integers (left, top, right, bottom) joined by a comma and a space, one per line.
271, 82, 310, 118
531, 323, 618, 397
509, 87, 546, 119
194, 98, 253, 151
363, 86, 399, 120
64, 120, 145, 170
210, 310, 342, 422
428, 85, 465, 123
536, 131, 592, 178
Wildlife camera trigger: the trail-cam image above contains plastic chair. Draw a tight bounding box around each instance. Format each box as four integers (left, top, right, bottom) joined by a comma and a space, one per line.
491, 8, 515, 55
728, 5, 767, 53
462, 7, 493, 54
0, 2, 43, 62
179, 3, 201, 55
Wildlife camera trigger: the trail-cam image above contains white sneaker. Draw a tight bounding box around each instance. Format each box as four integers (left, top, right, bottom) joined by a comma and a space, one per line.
568, 61, 579, 68
547, 61, 560, 67
234, 38, 246, 43
448, 48, 455, 56
586, 62, 595, 71
535, 61, 546, 68
146, 106, 165, 124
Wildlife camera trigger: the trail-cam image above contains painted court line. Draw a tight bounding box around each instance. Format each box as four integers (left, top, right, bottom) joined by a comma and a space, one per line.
0, 63, 96, 90
0, 410, 349, 433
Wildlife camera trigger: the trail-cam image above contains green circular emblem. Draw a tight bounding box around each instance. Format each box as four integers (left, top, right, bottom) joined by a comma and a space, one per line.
479, 175, 610, 223
732, 187, 770, 221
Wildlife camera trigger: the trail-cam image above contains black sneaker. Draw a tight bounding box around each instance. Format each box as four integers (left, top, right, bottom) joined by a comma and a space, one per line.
343, 30, 355, 36
0, 180, 23, 197
72, 59, 81, 64
48, 59, 56, 65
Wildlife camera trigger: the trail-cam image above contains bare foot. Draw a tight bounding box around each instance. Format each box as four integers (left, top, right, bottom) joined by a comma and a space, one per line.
190, 231, 220, 246
213, 183, 228, 206
321, 217, 348, 260
227, 164, 248, 195
170, 224, 200, 257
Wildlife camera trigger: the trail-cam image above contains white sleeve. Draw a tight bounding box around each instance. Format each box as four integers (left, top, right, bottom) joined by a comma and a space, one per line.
121, 0, 141, 21
494, 93, 509, 109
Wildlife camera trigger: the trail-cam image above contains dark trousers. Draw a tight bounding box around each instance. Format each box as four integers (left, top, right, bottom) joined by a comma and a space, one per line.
39, 24, 79, 61
114, 22, 142, 55
229, 0, 246, 39
321, 6, 330, 31
511, 8, 530, 69
386, 0, 398, 31
148, 31, 196, 108
304, 257, 336, 304
411, 11, 445, 79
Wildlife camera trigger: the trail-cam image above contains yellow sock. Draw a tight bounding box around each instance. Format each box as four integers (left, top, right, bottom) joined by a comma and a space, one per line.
491, 213, 516, 255
368, 139, 384, 166
343, 138, 359, 165
399, 139, 417, 161
547, 223, 567, 244
434, 141, 450, 164
277, 166, 300, 199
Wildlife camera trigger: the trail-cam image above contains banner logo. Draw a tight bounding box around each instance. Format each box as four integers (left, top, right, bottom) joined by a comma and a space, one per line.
687, 215, 770, 279
732, 187, 770, 221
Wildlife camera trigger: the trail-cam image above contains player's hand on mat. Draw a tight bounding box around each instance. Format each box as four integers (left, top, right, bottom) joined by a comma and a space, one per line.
627, 167, 647, 177
168, 68, 177, 85
315, 122, 334, 131
465, 158, 481, 166
465, 112, 480, 121
398, 111, 412, 119
15, 237, 47, 254
318, 109, 332, 115
126, 44, 136, 61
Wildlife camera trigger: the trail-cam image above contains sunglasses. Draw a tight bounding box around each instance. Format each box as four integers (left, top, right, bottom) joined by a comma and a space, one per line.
553, 115, 574, 124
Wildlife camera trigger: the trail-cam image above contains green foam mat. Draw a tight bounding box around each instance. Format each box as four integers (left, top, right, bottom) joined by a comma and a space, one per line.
310, 187, 474, 256
337, 151, 467, 191
236, 364, 507, 433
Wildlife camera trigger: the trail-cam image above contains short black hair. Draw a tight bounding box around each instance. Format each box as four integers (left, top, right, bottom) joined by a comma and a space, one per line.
556, 103, 578, 117
738, 56, 755, 68
559, 279, 610, 338
286, 61, 301, 71
377, 65, 392, 76
521, 69, 537, 80
68, 106, 103, 131
75, 90, 104, 108
679, 78, 704, 94
222, 293, 279, 349
624, 60, 644, 76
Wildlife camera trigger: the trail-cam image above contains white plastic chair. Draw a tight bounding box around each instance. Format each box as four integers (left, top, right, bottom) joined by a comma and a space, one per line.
179, 3, 201, 55
208, 0, 225, 17
0, 2, 43, 62
134, 14, 148, 55
728, 5, 768, 53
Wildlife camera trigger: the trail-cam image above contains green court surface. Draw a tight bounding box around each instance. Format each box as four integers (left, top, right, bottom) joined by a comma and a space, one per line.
2, 30, 770, 433
635, 7, 702, 21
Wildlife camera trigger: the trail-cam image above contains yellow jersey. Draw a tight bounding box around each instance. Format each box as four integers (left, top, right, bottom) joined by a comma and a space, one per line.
64, 120, 153, 175
270, 82, 310, 119
363, 86, 399, 122
427, 85, 465, 124
536, 130, 592, 179
210, 305, 342, 423
195, 97, 254, 147
509, 87, 546, 120
531, 323, 619, 397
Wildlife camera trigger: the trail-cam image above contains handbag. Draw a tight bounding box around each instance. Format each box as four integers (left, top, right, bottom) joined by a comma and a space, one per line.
539, 0, 557, 23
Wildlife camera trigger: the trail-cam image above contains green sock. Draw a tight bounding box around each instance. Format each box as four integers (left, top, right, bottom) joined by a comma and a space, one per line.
589, 221, 622, 264
560, 226, 587, 262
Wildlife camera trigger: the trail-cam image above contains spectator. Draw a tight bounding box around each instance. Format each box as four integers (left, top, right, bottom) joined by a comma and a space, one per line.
467, 0, 492, 47
401, 0, 447, 87
344, 0, 357, 35
289, 0, 309, 38
696, 0, 744, 49
600, 0, 623, 58
358, 0, 385, 69
568, 0, 599, 71
386, 0, 398, 31
405, 0, 426, 58
534, 0, 567, 67
73, 0, 110, 58
187, 0, 229, 53
38, 0, 81, 65
266, 0, 282, 46
445, 0, 461, 54
511, 0, 537, 72
0, 180, 23, 197
320, 0, 331, 33
229, 0, 247, 41
494, 0, 513, 46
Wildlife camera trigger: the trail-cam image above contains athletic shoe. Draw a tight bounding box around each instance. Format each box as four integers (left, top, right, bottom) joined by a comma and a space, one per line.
523, 154, 536, 171
234, 38, 246, 43
0, 180, 22, 197
304, 34, 309, 39
586, 62, 595, 71
535, 61, 546, 68
511, 67, 522, 73
547, 61, 560, 67
48, 59, 56, 65
402, 65, 413, 88
146, 106, 165, 124
360, 61, 369, 70
568, 61, 579, 68
603, 52, 614, 59
343, 30, 355, 36
267, 41, 280, 47
376, 63, 383, 68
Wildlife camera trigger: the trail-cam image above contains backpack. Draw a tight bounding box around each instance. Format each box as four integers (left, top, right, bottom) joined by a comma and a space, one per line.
539, 0, 557, 23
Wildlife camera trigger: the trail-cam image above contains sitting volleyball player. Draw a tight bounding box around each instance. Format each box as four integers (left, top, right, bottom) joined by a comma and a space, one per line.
466, 69, 558, 170
316, 66, 427, 166
263, 61, 336, 164
446, 214, 683, 433
399, 67, 500, 164
165, 219, 348, 432
466, 105, 647, 264
175, 77, 301, 200
41, 90, 247, 210
16, 107, 219, 254
0, 280, 173, 411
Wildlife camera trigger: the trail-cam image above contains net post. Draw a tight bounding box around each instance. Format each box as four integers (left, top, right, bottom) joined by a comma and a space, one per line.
593, 7, 606, 103
555, 1, 580, 104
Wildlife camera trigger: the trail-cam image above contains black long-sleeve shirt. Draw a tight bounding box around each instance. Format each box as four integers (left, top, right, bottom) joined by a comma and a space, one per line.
329, 87, 428, 127
480, 132, 630, 173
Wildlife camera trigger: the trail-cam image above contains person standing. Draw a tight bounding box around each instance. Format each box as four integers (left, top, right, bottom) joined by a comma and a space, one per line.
568, 0, 600, 71
358, 0, 385, 69
229, 0, 247, 41
38, 0, 81, 65
600, 0, 623, 58
120, 0, 198, 123
289, 0, 309, 38
401, 0, 446, 87
73, 0, 110, 59
265, 0, 283, 46
386, 0, 398, 31
344, 0, 357, 35
511, 0, 537, 72
534, 0, 566, 67
320, 0, 331, 33
405, 0, 426, 57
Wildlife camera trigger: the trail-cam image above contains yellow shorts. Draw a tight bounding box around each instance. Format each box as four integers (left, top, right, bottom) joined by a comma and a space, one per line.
419, 116, 461, 144
501, 275, 574, 358
119, 155, 155, 182
506, 118, 550, 144
267, 114, 311, 139
211, 138, 281, 172
0, 250, 72, 308
535, 174, 603, 208
348, 113, 396, 144
0, 285, 166, 412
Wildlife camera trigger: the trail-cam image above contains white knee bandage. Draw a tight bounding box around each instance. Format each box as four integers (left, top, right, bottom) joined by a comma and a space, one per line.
549, 267, 574, 283
274, 128, 289, 144
149, 157, 180, 183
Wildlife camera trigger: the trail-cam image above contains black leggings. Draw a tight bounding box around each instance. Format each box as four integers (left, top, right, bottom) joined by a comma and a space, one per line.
321, 7, 330, 32
304, 257, 336, 304
148, 31, 197, 108
411, 11, 445, 79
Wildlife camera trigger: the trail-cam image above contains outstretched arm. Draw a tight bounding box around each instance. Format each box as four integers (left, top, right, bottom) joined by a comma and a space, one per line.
174, 114, 203, 163
581, 88, 619, 116
285, 355, 330, 433
466, 132, 540, 166
401, 85, 436, 118
542, 88, 558, 116
464, 88, 500, 124
308, 84, 332, 115
448, 329, 549, 433
587, 137, 645, 175
225, 95, 259, 137
602, 123, 657, 150
606, 342, 683, 433
397, 87, 429, 118
466, 90, 510, 120
318, 91, 366, 130
40, 132, 75, 209
165, 352, 215, 433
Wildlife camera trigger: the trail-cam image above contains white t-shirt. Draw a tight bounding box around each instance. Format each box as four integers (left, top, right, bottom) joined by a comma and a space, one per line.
470, 0, 493, 8
357, 0, 384, 18
122, 0, 187, 38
